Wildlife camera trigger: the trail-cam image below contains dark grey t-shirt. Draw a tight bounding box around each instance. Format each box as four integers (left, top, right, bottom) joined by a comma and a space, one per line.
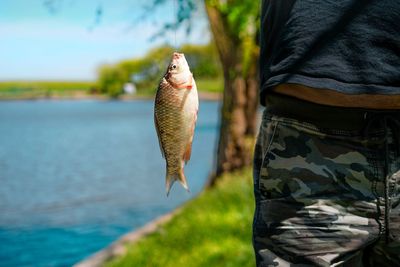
260, 0, 400, 105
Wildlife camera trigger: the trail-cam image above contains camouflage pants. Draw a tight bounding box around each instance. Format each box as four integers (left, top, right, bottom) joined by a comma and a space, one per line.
253, 109, 400, 267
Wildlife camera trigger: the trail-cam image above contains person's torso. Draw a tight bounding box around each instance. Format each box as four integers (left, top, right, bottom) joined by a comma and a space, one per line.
260, 0, 400, 106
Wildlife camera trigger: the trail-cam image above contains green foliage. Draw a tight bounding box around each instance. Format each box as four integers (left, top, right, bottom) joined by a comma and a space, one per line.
195, 78, 223, 93
213, 0, 259, 41
97, 65, 122, 97
145, 0, 198, 39
207, 0, 260, 77
181, 44, 222, 78
105, 168, 255, 267
96, 43, 222, 96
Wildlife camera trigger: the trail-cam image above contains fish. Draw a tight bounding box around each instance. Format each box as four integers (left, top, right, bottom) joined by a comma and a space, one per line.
154, 52, 199, 196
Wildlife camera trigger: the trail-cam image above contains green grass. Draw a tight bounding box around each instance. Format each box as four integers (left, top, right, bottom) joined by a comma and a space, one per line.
0, 81, 95, 99
105, 168, 255, 267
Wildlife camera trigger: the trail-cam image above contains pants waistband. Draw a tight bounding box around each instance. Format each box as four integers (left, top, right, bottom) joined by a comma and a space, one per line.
265, 93, 400, 131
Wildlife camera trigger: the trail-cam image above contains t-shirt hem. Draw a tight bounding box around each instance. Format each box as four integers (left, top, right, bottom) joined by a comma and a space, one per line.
260, 74, 400, 105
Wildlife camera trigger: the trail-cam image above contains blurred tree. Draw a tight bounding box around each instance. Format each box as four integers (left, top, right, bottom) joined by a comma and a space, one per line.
204, 0, 260, 185
97, 64, 127, 97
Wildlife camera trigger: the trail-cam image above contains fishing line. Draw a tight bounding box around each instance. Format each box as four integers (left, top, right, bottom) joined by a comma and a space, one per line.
174, 0, 178, 50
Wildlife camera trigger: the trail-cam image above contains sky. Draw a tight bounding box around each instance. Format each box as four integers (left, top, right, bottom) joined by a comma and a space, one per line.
0, 0, 210, 80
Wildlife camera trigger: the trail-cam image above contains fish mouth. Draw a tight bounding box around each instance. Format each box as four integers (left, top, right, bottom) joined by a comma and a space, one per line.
173, 52, 184, 59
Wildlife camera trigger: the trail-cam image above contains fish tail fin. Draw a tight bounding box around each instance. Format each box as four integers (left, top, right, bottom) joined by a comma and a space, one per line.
166, 167, 189, 196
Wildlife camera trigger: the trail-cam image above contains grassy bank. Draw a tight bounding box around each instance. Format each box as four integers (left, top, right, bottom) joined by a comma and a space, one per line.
0, 81, 95, 99
0, 78, 222, 100
105, 168, 255, 267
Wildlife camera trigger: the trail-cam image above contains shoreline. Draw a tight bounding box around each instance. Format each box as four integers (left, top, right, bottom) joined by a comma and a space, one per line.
73, 209, 182, 267
0, 92, 222, 102
75, 169, 254, 267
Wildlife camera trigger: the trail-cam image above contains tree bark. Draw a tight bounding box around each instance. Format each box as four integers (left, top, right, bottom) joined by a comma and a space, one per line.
205, 3, 259, 187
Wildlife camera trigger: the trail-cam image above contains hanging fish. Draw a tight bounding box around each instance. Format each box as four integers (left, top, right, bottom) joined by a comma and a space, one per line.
154, 52, 199, 196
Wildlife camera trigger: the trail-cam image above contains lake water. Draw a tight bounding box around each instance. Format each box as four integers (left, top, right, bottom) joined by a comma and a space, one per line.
0, 100, 219, 267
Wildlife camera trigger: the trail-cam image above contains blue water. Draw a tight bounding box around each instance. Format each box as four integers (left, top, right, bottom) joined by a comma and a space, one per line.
0, 100, 219, 267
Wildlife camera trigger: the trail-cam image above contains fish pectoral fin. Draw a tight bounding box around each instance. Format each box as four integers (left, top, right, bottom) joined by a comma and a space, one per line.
154, 114, 165, 158
175, 75, 193, 89
185, 75, 193, 89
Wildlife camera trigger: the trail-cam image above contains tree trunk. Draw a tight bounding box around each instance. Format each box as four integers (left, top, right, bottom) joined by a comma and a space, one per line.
205, 3, 259, 187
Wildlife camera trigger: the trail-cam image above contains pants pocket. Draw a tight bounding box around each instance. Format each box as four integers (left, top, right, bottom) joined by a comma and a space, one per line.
258, 116, 376, 202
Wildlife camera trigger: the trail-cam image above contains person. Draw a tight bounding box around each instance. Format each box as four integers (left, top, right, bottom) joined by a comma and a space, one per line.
253, 0, 400, 266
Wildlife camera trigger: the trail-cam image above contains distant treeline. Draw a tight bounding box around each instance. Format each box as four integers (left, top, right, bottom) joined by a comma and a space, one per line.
96, 43, 222, 97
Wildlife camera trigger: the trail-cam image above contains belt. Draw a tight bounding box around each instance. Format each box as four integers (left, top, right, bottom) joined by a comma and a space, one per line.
265, 93, 400, 131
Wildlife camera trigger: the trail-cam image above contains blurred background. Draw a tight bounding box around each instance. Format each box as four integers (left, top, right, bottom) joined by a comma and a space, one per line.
0, 1, 259, 266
